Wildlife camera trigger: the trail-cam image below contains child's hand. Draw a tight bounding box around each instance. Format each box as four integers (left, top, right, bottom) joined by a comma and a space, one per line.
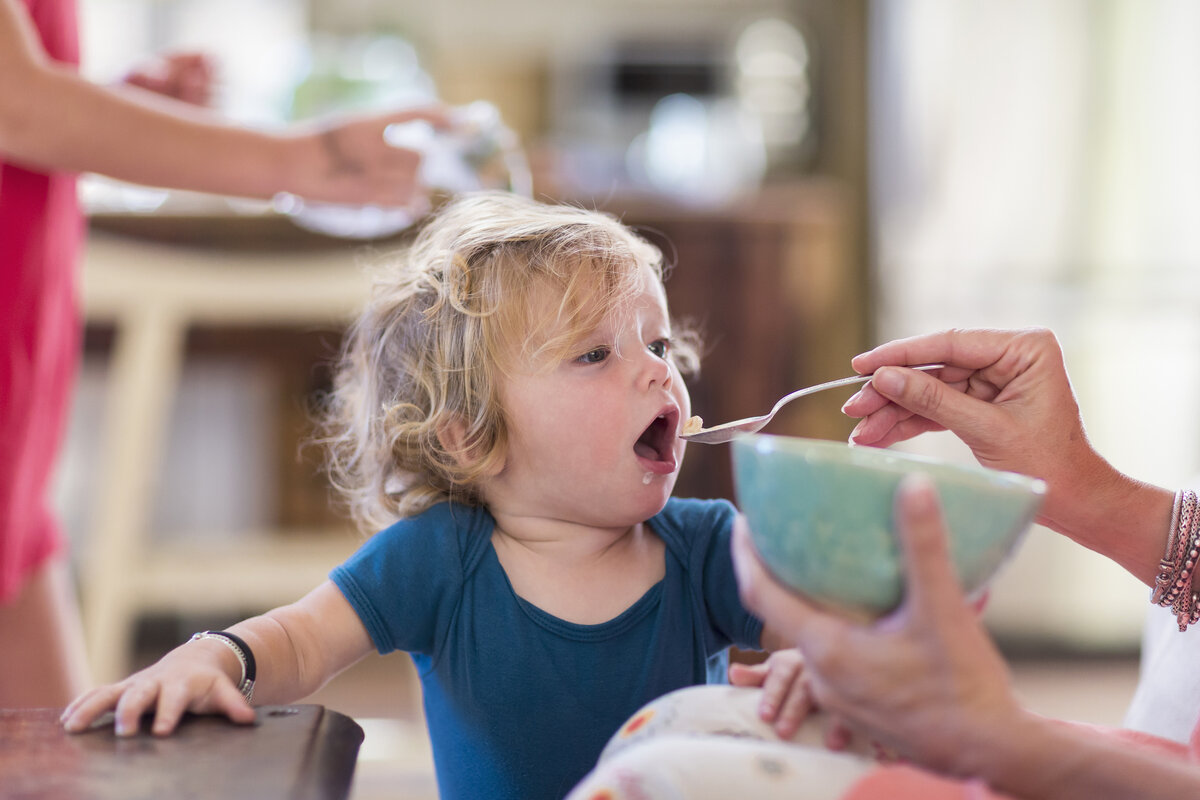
727, 648, 813, 739
60, 638, 256, 737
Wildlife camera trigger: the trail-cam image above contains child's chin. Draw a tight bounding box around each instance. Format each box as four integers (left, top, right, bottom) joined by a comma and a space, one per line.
608, 487, 672, 525
641, 479, 677, 509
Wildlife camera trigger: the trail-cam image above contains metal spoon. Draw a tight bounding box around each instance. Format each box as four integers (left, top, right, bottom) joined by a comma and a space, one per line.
680, 364, 944, 445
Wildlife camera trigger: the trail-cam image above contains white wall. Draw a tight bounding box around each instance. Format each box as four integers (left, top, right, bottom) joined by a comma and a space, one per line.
871, 0, 1200, 650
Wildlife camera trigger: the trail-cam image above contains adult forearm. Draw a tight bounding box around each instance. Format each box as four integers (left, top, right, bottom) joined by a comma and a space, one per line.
1, 60, 301, 198
966, 712, 1200, 800
1043, 465, 1173, 587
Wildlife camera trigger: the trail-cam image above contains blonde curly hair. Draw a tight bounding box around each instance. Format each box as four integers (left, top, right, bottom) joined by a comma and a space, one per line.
317, 191, 700, 532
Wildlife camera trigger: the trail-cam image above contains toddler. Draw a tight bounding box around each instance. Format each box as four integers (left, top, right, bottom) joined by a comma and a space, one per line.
62, 192, 799, 800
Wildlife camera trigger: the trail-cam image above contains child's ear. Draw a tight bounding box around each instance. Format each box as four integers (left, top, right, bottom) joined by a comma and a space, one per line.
435, 417, 472, 466
436, 417, 504, 476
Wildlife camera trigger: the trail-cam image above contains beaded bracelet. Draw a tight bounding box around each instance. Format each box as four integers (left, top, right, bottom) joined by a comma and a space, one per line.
1154, 489, 1200, 631
1153, 490, 1185, 605
1162, 492, 1196, 606
1175, 526, 1200, 631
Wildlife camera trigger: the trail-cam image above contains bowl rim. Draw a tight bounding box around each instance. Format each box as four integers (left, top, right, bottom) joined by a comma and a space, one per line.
733, 433, 1047, 497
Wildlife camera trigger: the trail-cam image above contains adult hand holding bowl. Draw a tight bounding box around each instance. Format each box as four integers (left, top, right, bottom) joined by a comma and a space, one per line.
732, 434, 1045, 621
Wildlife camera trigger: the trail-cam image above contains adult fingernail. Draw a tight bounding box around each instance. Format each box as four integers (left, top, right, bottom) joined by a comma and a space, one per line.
871, 367, 905, 395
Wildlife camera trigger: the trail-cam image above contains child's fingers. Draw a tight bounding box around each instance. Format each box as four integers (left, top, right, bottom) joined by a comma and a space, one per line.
151, 680, 200, 736
149, 677, 253, 736
726, 661, 768, 687
212, 680, 257, 725
756, 656, 804, 723
772, 681, 815, 740
112, 680, 160, 736
59, 688, 93, 725
772, 686, 811, 743
61, 683, 126, 732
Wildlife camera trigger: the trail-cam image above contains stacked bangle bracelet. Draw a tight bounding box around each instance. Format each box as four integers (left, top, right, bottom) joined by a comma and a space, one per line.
1153, 489, 1200, 631
190, 630, 256, 702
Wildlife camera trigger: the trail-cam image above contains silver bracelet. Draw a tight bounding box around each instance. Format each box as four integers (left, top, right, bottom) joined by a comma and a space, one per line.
190, 631, 256, 702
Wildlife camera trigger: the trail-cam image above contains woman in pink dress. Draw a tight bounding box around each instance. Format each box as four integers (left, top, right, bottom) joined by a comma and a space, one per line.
0, 0, 437, 707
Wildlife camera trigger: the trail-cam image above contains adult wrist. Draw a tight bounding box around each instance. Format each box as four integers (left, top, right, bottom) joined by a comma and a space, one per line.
944, 706, 1044, 788
1050, 469, 1173, 585
270, 128, 331, 201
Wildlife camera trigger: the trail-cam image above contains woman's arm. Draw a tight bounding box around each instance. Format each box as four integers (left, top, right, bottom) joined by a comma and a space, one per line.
962, 712, 1200, 800
843, 327, 1174, 585
61, 581, 374, 736
0, 0, 436, 205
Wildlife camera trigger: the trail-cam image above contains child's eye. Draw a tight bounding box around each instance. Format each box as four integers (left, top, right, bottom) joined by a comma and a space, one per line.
578, 347, 610, 364
648, 339, 671, 359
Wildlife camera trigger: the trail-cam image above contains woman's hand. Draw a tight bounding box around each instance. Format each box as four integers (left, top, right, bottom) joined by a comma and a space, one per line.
844, 327, 1093, 485
731, 477, 1024, 776
842, 327, 1173, 582
843, 328, 1111, 533
122, 51, 215, 107
60, 638, 256, 737
283, 106, 450, 209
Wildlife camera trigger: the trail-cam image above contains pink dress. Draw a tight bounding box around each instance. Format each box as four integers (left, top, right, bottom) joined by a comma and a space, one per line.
0, 0, 84, 603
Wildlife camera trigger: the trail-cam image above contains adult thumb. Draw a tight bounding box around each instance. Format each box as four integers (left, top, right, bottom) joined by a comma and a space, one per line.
892, 475, 965, 613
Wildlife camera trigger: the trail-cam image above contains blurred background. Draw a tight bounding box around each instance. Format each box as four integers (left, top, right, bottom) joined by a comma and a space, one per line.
55, 0, 1200, 796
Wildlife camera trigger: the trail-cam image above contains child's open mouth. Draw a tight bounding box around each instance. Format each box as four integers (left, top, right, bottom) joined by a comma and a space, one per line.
634, 409, 680, 474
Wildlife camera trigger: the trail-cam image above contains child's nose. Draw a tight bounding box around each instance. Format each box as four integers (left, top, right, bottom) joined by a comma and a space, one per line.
639, 349, 673, 389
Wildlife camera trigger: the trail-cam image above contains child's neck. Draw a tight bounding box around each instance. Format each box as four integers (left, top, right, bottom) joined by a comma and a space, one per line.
490, 511, 640, 558
489, 514, 666, 625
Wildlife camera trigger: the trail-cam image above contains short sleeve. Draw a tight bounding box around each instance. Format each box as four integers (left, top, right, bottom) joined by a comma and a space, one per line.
329, 503, 477, 656
696, 501, 764, 651
658, 498, 764, 654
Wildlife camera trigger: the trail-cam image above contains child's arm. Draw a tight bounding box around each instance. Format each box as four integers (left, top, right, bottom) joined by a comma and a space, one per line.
61, 581, 373, 737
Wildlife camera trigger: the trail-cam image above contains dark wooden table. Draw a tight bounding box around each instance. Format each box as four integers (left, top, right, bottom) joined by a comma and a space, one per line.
0, 704, 363, 800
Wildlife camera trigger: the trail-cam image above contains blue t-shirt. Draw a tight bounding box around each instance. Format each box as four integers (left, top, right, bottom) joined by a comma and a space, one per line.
330, 497, 762, 800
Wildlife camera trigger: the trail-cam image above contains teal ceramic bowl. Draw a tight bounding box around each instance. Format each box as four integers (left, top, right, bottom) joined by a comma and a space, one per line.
732, 434, 1045, 621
